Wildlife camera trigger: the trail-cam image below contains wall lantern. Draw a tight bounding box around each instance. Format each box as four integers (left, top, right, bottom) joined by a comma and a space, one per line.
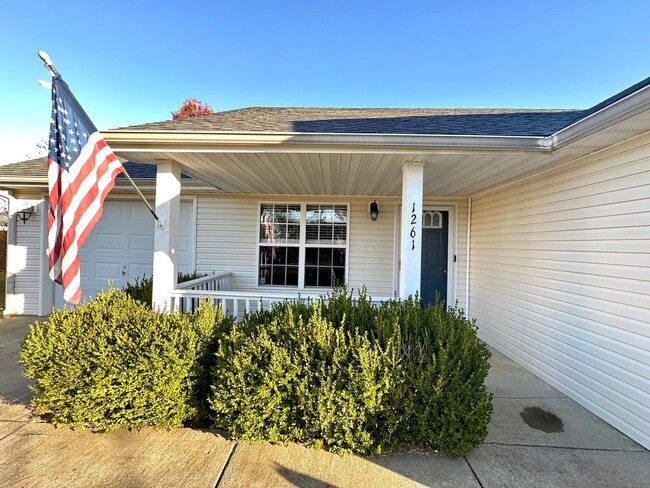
16, 206, 37, 224
369, 200, 380, 221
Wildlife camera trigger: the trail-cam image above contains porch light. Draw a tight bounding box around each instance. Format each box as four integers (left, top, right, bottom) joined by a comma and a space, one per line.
369, 201, 380, 221
16, 206, 35, 224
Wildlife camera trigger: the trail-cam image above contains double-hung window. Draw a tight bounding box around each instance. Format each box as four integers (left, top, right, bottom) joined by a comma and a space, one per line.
258, 203, 348, 288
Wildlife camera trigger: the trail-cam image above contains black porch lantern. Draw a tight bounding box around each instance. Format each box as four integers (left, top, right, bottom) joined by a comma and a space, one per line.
369, 200, 380, 221
16, 207, 34, 224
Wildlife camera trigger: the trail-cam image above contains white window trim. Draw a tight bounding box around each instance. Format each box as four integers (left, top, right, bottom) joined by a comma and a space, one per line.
256, 201, 350, 290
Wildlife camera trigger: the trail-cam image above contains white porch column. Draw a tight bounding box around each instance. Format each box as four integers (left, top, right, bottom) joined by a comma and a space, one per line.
152, 161, 181, 312
399, 162, 424, 299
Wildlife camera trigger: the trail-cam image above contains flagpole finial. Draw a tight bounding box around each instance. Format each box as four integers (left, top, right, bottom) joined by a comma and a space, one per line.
38, 51, 58, 77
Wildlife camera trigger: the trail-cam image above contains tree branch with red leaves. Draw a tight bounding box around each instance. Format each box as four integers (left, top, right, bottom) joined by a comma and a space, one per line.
172, 98, 214, 119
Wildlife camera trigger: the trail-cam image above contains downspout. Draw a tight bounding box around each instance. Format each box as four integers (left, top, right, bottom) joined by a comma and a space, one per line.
465, 197, 472, 318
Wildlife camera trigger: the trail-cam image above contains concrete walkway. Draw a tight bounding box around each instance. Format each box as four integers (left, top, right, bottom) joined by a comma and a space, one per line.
1, 315, 648, 487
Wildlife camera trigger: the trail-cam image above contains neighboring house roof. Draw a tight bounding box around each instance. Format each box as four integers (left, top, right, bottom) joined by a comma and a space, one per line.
118, 107, 582, 136
0, 158, 154, 177
0, 158, 188, 182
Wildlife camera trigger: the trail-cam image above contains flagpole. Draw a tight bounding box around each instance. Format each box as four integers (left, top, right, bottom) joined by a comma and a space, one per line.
38, 51, 163, 226
121, 170, 162, 224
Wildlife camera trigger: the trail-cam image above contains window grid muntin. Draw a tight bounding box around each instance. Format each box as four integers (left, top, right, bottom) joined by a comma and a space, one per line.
260, 203, 301, 244
259, 245, 299, 286
258, 202, 349, 288
305, 204, 347, 245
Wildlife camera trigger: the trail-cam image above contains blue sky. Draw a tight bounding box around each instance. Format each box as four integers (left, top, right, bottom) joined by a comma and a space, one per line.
2, 0, 650, 164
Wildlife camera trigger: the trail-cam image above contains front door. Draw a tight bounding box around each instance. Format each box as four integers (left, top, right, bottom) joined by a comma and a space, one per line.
420, 210, 448, 307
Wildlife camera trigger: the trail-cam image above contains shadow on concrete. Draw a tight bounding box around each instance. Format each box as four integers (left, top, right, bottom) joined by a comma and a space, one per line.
0, 315, 37, 406
276, 463, 338, 488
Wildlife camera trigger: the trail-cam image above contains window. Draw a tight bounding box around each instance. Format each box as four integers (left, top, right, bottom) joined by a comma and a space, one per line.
423, 211, 442, 229
258, 203, 348, 288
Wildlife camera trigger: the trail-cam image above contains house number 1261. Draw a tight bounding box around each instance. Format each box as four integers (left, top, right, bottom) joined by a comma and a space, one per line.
410, 202, 417, 250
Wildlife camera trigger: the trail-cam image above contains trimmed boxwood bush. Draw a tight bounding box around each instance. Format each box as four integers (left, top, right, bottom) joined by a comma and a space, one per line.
20, 286, 492, 457
124, 271, 207, 306
20, 288, 230, 432
209, 288, 493, 456
210, 304, 398, 454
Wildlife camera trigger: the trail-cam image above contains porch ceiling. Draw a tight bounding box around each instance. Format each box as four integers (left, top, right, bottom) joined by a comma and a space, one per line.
109, 108, 650, 198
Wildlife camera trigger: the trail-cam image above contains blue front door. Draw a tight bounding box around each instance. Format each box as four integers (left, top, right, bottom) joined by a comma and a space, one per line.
420, 211, 448, 307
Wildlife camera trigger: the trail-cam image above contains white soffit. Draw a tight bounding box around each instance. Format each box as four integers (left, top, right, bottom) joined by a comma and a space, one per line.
109, 102, 650, 198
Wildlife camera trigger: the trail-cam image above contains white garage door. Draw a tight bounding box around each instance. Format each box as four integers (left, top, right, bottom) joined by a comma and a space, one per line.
54, 199, 195, 308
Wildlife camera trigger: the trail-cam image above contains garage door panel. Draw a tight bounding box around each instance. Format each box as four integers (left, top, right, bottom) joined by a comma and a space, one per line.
128, 264, 152, 281
79, 259, 91, 280
130, 206, 155, 223
129, 234, 153, 252
101, 204, 124, 223
96, 262, 122, 280
95, 233, 122, 251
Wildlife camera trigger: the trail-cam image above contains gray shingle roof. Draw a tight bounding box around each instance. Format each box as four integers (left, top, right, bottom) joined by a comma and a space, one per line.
118, 107, 582, 136
115, 75, 650, 136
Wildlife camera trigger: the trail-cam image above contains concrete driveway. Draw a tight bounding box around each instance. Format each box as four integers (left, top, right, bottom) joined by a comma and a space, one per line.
1, 315, 649, 487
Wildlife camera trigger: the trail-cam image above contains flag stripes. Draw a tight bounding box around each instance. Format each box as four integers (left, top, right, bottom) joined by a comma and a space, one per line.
47, 89, 124, 304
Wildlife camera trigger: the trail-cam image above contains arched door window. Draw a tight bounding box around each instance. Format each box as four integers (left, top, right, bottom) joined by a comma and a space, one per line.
422, 211, 442, 229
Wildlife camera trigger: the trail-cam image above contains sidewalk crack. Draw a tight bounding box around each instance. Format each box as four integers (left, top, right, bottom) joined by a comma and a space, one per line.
483, 441, 647, 452
214, 442, 237, 487
0, 421, 30, 443
463, 454, 485, 488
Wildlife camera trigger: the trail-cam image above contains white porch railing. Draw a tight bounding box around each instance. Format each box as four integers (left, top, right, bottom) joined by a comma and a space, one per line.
176, 272, 232, 292
170, 275, 392, 319
173, 272, 232, 312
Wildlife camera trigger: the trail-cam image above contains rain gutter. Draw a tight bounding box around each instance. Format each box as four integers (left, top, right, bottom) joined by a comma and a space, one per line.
103, 130, 549, 154
552, 79, 650, 148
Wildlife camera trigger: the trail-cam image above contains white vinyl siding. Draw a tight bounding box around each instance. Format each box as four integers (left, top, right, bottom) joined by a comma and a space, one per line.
196, 196, 397, 298
194, 195, 468, 302
195, 197, 258, 293
8, 208, 42, 315
348, 199, 394, 297
6, 193, 469, 315
469, 134, 650, 450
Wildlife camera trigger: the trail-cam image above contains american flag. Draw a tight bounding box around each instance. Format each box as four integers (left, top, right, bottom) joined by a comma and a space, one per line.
47, 75, 124, 304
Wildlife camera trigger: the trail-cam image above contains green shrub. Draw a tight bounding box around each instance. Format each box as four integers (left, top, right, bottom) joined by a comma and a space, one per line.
210, 303, 397, 454
124, 271, 207, 305
20, 285, 491, 456
209, 289, 492, 456
123, 275, 153, 305
20, 288, 229, 432
380, 298, 493, 456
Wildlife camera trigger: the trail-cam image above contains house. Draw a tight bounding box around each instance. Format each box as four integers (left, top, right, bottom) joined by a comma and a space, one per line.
0, 77, 648, 450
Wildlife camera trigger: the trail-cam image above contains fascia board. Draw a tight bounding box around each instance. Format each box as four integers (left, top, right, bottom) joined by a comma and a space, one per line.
552, 83, 650, 147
